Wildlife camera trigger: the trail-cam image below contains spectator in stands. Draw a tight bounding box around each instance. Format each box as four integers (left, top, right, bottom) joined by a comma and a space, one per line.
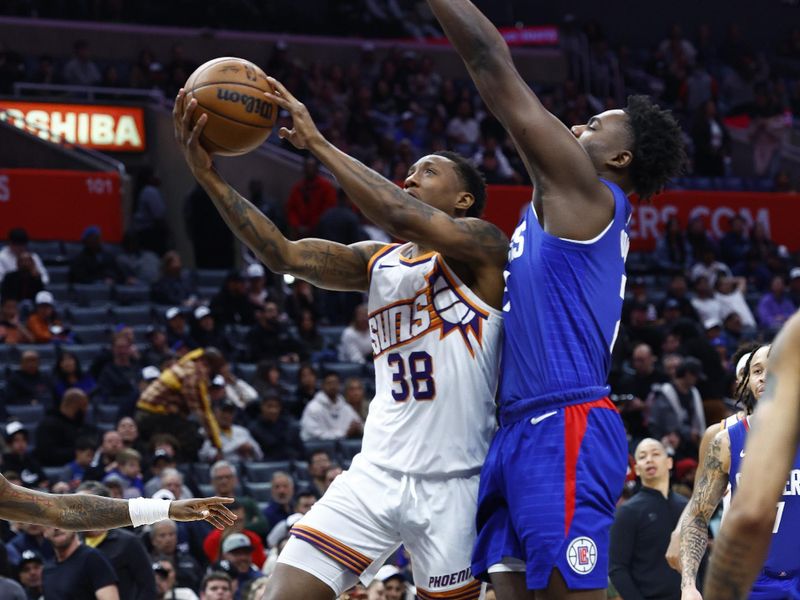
143, 449, 183, 498
35, 388, 96, 467
97, 331, 141, 403
246, 301, 303, 364
84, 429, 124, 482
613, 343, 665, 441
375, 565, 410, 600
685, 217, 716, 263
446, 99, 481, 155
185, 184, 235, 270
199, 572, 233, 600
619, 301, 664, 360
296, 309, 326, 360
749, 221, 777, 262
248, 393, 304, 462
191, 305, 229, 354
2, 422, 47, 489
117, 415, 146, 455
284, 279, 319, 325
338, 304, 372, 364
65, 436, 97, 486
217, 533, 262, 596
301, 371, 364, 441
689, 248, 732, 288
690, 100, 730, 176
714, 275, 756, 330
61, 39, 102, 86
295, 364, 319, 413
211, 271, 258, 327
116, 231, 160, 285
658, 275, 698, 322
285, 157, 338, 239
209, 461, 268, 539
25, 290, 67, 344
0, 298, 32, 345
789, 267, 800, 307
165, 307, 196, 350
0, 228, 49, 286
136, 347, 224, 462
1, 251, 43, 303
690, 275, 724, 324
153, 559, 199, 600
647, 357, 706, 458
251, 361, 288, 400
204, 501, 266, 568
149, 520, 204, 592
16, 549, 44, 599
199, 399, 263, 464
719, 215, 751, 268
757, 274, 796, 332
244, 263, 271, 308
307, 450, 332, 498
217, 362, 258, 410
261, 472, 295, 530
69, 225, 121, 284
609, 438, 684, 600
341, 380, 367, 424
44, 527, 119, 600
6, 522, 54, 567
6, 349, 55, 407
143, 326, 173, 369
53, 350, 96, 398
102, 448, 144, 498
132, 167, 169, 255
654, 217, 692, 274
77, 482, 157, 600
151, 251, 198, 307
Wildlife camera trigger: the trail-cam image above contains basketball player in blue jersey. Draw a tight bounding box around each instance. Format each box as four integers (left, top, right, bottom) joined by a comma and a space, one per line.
704, 311, 800, 600
423, 1, 685, 598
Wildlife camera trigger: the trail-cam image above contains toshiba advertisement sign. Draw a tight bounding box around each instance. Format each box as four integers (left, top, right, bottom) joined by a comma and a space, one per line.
0, 101, 146, 152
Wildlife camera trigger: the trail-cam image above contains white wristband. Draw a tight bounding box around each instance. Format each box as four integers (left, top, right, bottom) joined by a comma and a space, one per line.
128, 498, 172, 527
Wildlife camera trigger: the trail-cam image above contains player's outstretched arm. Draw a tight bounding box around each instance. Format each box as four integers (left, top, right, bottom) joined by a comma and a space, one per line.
264, 78, 508, 272
666, 421, 725, 572
173, 91, 384, 292
0, 473, 236, 530
679, 430, 731, 599
704, 311, 800, 600
425, 1, 603, 202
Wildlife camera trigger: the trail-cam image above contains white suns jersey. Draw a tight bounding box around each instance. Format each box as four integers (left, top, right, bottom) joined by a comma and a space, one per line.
360, 243, 502, 476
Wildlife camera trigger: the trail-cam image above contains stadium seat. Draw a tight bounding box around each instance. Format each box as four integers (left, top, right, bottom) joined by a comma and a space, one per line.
13, 344, 57, 363
318, 325, 345, 349
198, 483, 214, 497
48, 265, 70, 285
245, 461, 291, 483
192, 463, 212, 485
197, 286, 218, 300
43, 465, 71, 484
279, 363, 301, 384
235, 363, 257, 383
29, 240, 63, 258
111, 305, 153, 326
302, 440, 337, 459
196, 269, 228, 288
114, 285, 151, 306
48, 283, 70, 301
337, 439, 362, 461
257, 501, 269, 514
62, 242, 83, 258
62, 344, 106, 365
71, 283, 113, 306
94, 404, 119, 425
5, 404, 45, 423
67, 306, 112, 326
322, 362, 364, 380
72, 324, 112, 344
246, 482, 273, 502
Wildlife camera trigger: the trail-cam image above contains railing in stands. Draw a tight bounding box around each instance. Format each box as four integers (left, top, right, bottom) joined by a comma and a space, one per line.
12, 82, 166, 103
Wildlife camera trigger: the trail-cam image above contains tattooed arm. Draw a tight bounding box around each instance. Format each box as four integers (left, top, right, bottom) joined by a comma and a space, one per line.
679, 429, 731, 599
264, 78, 509, 272
173, 92, 383, 293
0, 474, 236, 530
704, 312, 800, 600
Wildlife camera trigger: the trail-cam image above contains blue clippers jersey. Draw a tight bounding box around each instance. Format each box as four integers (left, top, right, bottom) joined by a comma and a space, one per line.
729, 418, 800, 576
497, 179, 631, 422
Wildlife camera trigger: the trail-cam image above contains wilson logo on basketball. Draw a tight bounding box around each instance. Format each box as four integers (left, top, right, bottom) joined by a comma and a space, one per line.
215, 89, 274, 120
369, 261, 488, 358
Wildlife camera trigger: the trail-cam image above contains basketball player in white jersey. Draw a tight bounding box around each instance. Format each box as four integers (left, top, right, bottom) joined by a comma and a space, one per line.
174, 85, 508, 600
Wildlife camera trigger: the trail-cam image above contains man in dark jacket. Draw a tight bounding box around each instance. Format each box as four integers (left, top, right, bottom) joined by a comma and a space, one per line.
77, 482, 157, 600
610, 438, 686, 600
35, 388, 98, 467
245, 302, 303, 363
2, 423, 47, 489
68, 225, 121, 284
248, 394, 304, 461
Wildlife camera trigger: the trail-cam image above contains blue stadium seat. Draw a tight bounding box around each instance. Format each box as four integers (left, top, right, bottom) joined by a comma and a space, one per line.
94, 404, 119, 425
197, 286, 218, 300
111, 305, 153, 326
114, 285, 151, 306
302, 440, 337, 460
72, 324, 112, 345
61, 343, 106, 365
48, 283, 70, 301
196, 269, 228, 288
321, 362, 364, 380
47, 265, 70, 285
192, 463, 212, 485
318, 326, 345, 349
43, 465, 71, 483
6, 404, 45, 423
245, 461, 291, 483
13, 344, 57, 363
337, 439, 362, 461
235, 363, 258, 383
246, 482, 272, 502
198, 483, 214, 497
67, 306, 112, 325
71, 283, 113, 306
279, 363, 301, 384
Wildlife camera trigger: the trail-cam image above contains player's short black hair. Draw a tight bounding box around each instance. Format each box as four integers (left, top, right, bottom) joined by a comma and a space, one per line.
623, 95, 686, 200
432, 151, 487, 218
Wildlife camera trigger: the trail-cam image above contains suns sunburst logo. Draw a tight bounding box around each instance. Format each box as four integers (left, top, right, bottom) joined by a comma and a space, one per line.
369, 261, 488, 358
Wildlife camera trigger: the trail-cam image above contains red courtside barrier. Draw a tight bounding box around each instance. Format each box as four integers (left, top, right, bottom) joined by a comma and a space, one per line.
0, 169, 122, 242
482, 186, 800, 252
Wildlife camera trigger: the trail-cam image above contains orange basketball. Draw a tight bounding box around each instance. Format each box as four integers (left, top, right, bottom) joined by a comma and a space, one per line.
183, 57, 277, 156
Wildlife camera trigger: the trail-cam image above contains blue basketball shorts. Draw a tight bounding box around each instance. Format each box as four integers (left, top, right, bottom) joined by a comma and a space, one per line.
471, 397, 628, 590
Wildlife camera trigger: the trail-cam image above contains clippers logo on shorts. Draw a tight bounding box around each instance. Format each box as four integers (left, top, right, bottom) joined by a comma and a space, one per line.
566, 537, 597, 574
369, 262, 488, 358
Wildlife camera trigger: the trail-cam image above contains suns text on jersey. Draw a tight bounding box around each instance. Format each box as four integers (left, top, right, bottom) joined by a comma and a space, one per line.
369, 291, 431, 356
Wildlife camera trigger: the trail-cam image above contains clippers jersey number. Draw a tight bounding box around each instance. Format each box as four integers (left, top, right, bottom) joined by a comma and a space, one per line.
387, 351, 436, 402
503, 221, 526, 313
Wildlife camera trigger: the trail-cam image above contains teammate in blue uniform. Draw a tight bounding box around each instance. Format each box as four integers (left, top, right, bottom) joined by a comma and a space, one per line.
424, 1, 686, 597
704, 311, 800, 600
